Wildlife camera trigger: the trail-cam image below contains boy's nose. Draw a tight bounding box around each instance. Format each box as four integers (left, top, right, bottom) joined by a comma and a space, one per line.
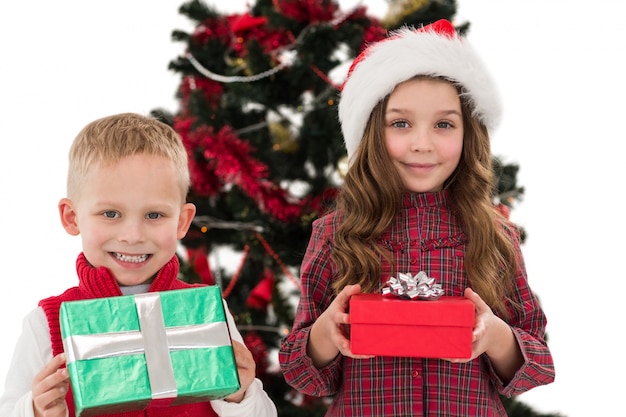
118, 221, 146, 244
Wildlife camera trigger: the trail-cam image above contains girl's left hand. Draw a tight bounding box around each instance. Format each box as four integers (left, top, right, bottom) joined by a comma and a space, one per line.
444, 287, 500, 363
445, 288, 524, 382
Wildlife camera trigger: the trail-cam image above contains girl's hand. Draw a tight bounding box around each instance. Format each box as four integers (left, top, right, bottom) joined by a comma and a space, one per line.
444, 288, 523, 382
444, 287, 499, 363
308, 284, 374, 367
224, 340, 255, 403
32, 353, 70, 417
462, 287, 497, 361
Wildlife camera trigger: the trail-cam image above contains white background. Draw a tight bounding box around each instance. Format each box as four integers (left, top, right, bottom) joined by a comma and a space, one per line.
1, 1, 624, 416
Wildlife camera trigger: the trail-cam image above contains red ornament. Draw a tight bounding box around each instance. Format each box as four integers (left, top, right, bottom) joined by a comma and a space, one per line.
243, 332, 268, 379
229, 13, 267, 33
186, 246, 214, 285
247, 268, 275, 310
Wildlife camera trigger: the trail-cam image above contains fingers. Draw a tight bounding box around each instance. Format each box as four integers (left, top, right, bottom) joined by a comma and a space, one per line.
336, 284, 361, 309
332, 284, 361, 336
32, 353, 70, 417
232, 341, 255, 374
225, 341, 256, 403
442, 357, 470, 364
463, 288, 494, 358
464, 288, 492, 315
463, 287, 480, 303
35, 395, 68, 417
33, 353, 68, 393
332, 284, 362, 326
332, 285, 375, 360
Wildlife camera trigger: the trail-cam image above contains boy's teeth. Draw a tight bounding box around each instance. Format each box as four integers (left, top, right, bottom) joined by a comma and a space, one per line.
115, 253, 148, 263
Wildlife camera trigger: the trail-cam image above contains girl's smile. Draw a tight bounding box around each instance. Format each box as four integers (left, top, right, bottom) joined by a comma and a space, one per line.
384, 77, 463, 193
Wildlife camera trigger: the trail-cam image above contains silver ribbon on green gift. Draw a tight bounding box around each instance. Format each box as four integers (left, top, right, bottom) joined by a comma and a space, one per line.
63, 292, 231, 401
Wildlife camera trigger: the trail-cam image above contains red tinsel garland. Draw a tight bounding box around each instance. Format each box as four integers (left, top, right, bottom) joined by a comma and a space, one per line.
176, 121, 306, 222
275, 0, 338, 23
255, 232, 300, 290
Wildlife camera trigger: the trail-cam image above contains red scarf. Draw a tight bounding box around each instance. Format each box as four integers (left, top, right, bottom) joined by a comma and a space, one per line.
39, 253, 218, 417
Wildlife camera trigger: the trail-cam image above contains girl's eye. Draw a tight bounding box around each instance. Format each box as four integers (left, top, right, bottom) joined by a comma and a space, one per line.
390, 120, 410, 129
103, 211, 119, 219
436, 121, 453, 129
146, 212, 162, 220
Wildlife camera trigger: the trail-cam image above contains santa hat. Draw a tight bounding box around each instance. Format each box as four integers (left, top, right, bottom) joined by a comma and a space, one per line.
339, 19, 501, 161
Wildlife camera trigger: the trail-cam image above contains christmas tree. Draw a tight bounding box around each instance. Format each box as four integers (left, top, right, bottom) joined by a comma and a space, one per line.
151, 0, 560, 415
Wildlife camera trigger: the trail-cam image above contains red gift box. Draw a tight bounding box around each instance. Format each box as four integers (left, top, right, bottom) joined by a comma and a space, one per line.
349, 294, 475, 359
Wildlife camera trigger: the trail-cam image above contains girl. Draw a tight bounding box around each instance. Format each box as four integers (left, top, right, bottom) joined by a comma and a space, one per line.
279, 19, 555, 416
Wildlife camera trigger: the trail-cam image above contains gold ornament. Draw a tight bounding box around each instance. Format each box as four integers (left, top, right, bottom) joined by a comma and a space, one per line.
269, 122, 300, 153
383, 0, 430, 28
337, 155, 349, 178
225, 56, 253, 76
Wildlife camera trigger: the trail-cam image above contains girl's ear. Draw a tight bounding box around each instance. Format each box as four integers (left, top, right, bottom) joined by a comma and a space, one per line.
59, 198, 80, 236
177, 202, 197, 240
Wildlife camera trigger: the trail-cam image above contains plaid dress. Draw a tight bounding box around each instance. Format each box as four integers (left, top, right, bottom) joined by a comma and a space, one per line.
279, 191, 554, 416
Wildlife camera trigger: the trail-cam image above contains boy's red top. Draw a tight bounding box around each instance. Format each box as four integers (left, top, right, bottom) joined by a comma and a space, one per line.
279, 191, 555, 416
39, 253, 218, 417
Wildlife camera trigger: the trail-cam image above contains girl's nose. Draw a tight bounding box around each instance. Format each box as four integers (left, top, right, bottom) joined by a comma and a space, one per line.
410, 129, 433, 152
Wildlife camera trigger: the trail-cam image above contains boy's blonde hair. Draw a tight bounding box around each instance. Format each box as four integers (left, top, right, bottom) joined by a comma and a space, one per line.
66, 113, 190, 201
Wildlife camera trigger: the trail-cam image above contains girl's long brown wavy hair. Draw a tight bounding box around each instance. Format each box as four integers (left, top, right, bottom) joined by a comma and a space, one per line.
331, 77, 519, 317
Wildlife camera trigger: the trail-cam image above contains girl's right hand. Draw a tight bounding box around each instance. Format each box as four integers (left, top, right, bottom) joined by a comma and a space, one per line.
308, 284, 374, 367
32, 353, 70, 417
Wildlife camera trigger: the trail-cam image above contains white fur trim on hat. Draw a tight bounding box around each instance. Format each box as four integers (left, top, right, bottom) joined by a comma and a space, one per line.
338, 19, 501, 161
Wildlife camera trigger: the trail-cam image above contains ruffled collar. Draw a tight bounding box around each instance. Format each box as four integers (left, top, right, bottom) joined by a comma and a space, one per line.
400, 190, 451, 208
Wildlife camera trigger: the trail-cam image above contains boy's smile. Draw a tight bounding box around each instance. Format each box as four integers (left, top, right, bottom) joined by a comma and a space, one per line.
59, 153, 195, 286
112, 252, 150, 264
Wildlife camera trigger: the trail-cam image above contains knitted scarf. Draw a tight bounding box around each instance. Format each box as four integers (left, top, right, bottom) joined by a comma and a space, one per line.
39, 253, 218, 417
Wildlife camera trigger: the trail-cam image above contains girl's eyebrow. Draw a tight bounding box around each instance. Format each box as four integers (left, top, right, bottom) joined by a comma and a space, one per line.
439, 110, 463, 118
386, 108, 462, 118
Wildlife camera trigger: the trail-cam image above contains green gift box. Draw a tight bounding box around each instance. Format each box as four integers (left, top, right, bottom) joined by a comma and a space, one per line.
60, 286, 240, 417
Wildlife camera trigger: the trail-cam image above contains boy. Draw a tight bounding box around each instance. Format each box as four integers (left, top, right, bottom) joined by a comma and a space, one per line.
0, 113, 277, 417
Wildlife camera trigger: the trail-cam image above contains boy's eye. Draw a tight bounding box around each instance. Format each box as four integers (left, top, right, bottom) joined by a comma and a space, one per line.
103, 211, 119, 219
146, 212, 162, 220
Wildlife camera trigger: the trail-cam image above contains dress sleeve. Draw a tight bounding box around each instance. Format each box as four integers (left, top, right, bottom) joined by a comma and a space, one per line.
278, 216, 343, 397
0, 307, 52, 417
490, 226, 556, 397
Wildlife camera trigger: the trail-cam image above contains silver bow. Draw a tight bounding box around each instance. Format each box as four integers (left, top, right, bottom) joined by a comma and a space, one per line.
382, 271, 444, 300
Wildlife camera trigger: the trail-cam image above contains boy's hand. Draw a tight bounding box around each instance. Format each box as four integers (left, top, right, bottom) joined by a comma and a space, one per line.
223, 340, 256, 403
32, 353, 70, 417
